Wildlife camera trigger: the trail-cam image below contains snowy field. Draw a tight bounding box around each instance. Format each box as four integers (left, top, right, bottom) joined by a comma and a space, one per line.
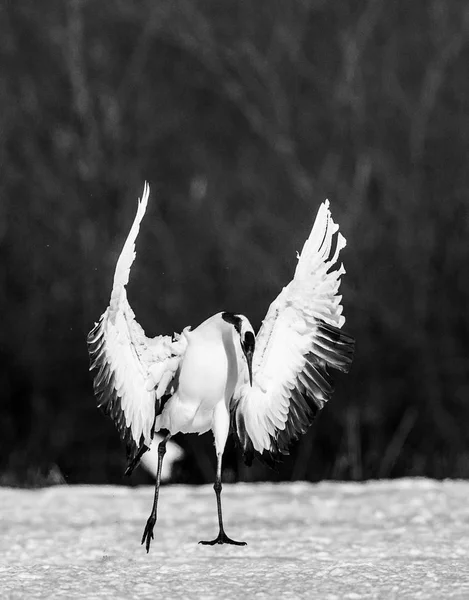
1, 479, 468, 599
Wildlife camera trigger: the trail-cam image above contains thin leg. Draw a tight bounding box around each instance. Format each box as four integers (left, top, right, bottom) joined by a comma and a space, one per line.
141, 431, 171, 553
199, 405, 246, 546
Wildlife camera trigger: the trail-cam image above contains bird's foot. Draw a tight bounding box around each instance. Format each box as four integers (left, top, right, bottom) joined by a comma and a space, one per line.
199, 530, 247, 546
141, 512, 157, 553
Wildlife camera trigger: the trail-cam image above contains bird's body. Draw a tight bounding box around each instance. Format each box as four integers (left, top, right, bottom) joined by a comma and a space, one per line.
154, 313, 245, 436
87, 183, 355, 551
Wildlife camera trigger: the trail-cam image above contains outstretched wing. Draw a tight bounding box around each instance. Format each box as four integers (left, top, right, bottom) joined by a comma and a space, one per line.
87, 183, 187, 466
231, 200, 355, 466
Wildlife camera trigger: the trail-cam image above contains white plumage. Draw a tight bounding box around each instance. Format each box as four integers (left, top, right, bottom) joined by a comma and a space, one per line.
88, 184, 187, 451
88, 183, 354, 551
232, 199, 353, 462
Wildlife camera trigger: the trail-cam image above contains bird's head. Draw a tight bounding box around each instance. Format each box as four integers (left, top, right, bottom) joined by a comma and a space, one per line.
221, 312, 255, 386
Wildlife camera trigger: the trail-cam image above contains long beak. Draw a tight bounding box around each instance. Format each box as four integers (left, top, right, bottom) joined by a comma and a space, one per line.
244, 349, 253, 387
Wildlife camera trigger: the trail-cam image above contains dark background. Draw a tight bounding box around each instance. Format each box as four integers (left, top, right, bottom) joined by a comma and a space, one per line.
1, 0, 468, 486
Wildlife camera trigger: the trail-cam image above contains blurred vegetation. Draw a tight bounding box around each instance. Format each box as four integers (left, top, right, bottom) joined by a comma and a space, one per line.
1, 0, 469, 487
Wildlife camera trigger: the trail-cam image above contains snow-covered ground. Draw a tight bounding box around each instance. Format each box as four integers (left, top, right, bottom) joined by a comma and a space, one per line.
1, 479, 468, 598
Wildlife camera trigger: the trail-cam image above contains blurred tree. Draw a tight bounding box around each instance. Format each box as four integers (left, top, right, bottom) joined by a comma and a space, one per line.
1, 0, 469, 485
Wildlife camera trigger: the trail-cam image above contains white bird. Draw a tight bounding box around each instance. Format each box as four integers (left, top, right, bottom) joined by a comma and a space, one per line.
87, 182, 355, 552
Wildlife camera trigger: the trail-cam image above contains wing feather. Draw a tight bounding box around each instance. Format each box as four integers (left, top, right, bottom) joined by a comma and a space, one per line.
87, 183, 186, 465
232, 200, 355, 465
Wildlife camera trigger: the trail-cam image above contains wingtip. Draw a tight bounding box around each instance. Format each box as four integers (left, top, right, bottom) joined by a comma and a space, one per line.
110, 183, 151, 298
139, 181, 150, 212
338, 231, 347, 249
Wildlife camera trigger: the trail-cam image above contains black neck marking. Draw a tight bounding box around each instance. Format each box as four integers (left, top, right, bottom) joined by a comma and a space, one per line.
243, 331, 255, 353
221, 312, 242, 334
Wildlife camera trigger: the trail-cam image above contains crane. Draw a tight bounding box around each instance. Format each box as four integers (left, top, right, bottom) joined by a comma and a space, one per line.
87, 183, 355, 552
